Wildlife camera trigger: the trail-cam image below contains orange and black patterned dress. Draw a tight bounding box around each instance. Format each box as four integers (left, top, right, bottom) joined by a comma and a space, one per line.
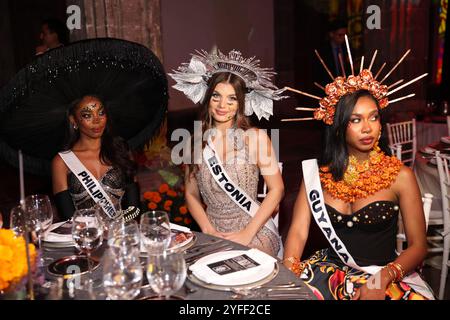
299, 201, 435, 300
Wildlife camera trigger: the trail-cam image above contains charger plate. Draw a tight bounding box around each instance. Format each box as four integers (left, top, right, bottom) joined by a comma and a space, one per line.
47, 255, 99, 277
187, 262, 279, 292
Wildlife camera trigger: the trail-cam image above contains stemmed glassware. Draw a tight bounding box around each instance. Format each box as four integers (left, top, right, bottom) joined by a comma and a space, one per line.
9, 205, 28, 236
71, 207, 104, 288
109, 219, 140, 252
25, 194, 53, 265
102, 246, 143, 300
140, 210, 171, 255
145, 250, 187, 300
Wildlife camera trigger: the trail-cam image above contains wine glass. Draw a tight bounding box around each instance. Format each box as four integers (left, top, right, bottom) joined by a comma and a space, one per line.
103, 246, 143, 300
109, 220, 140, 252
71, 207, 103, 289
9, 205, 27, 236
146, 250, 186, 300
140, 211, 171, 255
25, 194, 53, 265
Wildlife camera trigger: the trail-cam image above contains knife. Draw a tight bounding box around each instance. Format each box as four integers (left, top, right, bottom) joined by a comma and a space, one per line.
185, 245, 234, 264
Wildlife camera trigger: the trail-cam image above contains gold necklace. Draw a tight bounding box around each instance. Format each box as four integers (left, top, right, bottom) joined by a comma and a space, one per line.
320, 146, 403, 203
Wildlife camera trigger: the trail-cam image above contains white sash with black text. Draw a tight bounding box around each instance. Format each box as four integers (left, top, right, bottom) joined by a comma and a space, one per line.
302, 159, 434, 299
203, 137, 281, 247
59, 151, 117, 219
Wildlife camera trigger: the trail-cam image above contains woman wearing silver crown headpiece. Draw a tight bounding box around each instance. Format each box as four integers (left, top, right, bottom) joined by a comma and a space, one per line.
169, 50, 286, 257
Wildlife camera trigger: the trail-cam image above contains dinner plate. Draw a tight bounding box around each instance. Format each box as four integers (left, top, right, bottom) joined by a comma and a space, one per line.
187, 250, 277, 290
47, 255, 99, 277
42, 221, 75, 248
188, 262, 279, 291
441, 136, 450, 144
140, 231, 196, 255
420, 146, 437, 155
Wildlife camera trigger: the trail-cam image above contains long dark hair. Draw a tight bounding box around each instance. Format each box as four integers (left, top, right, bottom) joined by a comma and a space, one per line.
63, 95, 136, 183
188, 72, 251, 177
319, 89, 391, 181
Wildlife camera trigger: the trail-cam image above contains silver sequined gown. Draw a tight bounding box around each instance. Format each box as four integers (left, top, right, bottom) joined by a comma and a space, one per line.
68, 166, 125, 210
195, 144, 280, 257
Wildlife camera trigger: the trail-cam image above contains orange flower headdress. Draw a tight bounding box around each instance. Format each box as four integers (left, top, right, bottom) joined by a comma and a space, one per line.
282, 35, 428, 125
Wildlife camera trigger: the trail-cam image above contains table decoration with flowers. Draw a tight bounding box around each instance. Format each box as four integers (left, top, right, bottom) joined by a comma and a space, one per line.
134, 120, 198, 230
0, 229, 37, 299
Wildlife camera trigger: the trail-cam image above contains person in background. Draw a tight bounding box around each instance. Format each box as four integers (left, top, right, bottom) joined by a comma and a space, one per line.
36, 18, 69, 55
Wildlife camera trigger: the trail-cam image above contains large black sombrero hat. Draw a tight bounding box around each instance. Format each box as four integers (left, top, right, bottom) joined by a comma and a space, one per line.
0, 38, 168, 176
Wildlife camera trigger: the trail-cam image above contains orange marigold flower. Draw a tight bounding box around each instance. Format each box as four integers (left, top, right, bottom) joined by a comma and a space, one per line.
174, 217, 183, 222
179, 206, 188, 215
143, 191, 153, 201
184, 217, 192, 225
164, 200, 173, 207
159, 183, 169, 193
147, 202, 157, 210
153, 194, 162, 204
167, 190, 177, 197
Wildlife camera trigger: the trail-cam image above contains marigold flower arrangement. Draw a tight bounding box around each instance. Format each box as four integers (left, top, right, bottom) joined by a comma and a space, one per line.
143, 180, 194, 228
0, 229, 37, 293
135, 119, 196, 228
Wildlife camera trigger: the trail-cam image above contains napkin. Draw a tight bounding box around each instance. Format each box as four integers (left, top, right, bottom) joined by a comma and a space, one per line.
170, 223, 191, 233
189, 248, 277, 286
422, 146, 437, 154
43, 221, 74, 244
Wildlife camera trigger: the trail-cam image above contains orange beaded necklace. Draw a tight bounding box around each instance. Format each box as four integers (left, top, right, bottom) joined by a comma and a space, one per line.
319, 145, 403, 203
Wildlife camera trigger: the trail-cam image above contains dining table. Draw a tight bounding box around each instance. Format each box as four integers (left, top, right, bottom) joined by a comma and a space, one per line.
40, 231, 317, 300
414, 139, 450, 212
416, 120, 448, 149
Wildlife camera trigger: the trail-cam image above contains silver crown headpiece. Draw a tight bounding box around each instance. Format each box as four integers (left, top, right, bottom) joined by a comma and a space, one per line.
169, 49, 287, 120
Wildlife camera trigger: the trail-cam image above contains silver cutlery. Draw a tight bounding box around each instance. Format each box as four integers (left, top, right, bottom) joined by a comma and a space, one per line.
186, 239, 225, 254
185, 245, 234, 265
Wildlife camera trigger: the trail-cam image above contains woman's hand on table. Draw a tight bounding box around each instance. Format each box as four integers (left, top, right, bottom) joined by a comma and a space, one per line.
203, 228, 227, 239
221, 229, 254, 247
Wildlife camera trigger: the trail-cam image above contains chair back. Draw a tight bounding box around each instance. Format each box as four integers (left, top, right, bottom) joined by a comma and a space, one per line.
389, 143, 402, 160
386, 119, 416, 167
435, 152, 450, 232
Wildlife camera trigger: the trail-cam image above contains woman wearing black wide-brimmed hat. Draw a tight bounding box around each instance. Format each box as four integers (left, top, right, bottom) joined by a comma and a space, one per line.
0, 38, 168, 220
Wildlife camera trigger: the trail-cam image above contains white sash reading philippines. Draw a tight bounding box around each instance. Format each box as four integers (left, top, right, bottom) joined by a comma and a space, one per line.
203, 137, 281, 244
58, 151, 117, 219
302, 159, 434, 299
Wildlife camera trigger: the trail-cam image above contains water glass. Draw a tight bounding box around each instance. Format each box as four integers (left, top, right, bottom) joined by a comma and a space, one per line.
25, 194, 53, 265
103, 247, 143, 300
71, 207, 103, 288
140, 210, 171, 254
146, 251, 186, 299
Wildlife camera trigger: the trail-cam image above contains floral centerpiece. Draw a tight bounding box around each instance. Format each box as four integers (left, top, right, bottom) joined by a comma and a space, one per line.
134, 119, 197, 229
0, 229, 37, 298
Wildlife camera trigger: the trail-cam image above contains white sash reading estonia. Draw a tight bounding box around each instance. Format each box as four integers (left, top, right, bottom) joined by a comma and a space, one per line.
202, 137, 281, 247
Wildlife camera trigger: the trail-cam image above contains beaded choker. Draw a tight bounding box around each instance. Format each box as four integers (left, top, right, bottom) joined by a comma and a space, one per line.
320, 146, 403, 203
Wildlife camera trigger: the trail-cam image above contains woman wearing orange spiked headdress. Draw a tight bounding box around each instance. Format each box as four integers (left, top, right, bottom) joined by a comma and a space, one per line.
282, 36, 434, 300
